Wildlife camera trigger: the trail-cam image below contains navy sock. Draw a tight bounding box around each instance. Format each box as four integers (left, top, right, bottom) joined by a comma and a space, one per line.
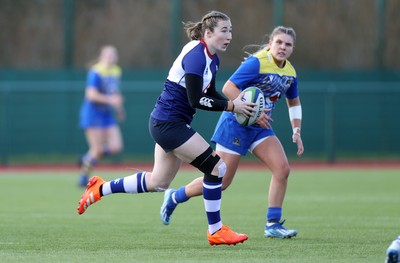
203, 174, 223, 234
101, 172, 148, 196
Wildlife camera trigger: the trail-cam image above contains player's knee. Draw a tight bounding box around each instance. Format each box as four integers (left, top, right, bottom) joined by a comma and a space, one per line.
214, 160, 226, 179
282, 163, 290, 177
275, 163, 290, 181
191, 147, 226, 178
109, 144, 123, 154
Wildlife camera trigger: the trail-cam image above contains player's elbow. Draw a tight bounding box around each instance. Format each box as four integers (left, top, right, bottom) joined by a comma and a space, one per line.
188, 96, 201, 108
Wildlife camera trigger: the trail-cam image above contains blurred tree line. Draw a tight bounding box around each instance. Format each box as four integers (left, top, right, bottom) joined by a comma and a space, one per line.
0, 0, 399, 70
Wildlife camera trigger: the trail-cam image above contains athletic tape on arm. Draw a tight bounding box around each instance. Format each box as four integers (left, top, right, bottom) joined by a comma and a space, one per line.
289, 105, 302, 121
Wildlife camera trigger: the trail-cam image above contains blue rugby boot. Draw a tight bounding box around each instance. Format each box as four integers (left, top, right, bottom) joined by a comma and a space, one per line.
264, 220, 297, 239
160, 189, 177, 225
386, 236, 400, 263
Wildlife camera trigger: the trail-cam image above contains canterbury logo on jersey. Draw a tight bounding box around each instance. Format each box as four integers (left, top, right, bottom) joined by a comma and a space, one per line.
199, 97, 214, 107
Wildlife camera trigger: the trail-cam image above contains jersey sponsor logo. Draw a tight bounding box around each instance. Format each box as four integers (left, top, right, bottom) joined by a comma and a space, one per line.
269, 75, 275, 82
269, 91, 281, 102
199, 97, 214, 108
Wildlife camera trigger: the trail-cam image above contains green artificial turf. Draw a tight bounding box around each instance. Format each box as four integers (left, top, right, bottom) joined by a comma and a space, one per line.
0, 167, 399, 262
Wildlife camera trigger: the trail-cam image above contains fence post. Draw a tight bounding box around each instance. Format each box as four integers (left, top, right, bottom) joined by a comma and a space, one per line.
170, 0, 182, 57
325, 84, 336, 162
0, 84, 9, 165
63, 0, 75, 68
375, 0, 386, 69
273, 0, 284, 26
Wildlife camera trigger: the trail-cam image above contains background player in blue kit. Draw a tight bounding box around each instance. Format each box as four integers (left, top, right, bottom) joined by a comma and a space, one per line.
77, 11, 255, 246
78, 45, 125, 186
160, 26, 304, 239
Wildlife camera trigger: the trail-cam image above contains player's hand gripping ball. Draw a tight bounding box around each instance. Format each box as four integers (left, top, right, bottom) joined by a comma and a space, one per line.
234, 87, 265, 126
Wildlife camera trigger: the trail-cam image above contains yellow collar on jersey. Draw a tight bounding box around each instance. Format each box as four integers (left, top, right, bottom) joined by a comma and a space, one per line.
92, 63, 122, 77
254, 49, 296, 77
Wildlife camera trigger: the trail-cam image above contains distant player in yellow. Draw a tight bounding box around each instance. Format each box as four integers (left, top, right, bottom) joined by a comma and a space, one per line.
161, 26, 304, 239
78, 46, 125, 187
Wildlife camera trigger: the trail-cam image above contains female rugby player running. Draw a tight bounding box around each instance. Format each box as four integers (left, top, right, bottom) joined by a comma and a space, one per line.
77, 10, 255, 246
160, 26, 304, 239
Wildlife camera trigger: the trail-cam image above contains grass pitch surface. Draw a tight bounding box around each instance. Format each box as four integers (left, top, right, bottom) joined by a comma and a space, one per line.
0, 166, 399, 262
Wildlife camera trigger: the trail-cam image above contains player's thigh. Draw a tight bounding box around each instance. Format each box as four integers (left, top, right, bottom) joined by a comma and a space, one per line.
172, 132, 210, 164
252, 136, 289, 174
150, 143, 182, 189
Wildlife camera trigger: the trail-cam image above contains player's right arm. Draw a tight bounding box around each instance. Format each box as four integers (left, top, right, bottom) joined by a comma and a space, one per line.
221, 80, 240, 100
85, 87, 122, 109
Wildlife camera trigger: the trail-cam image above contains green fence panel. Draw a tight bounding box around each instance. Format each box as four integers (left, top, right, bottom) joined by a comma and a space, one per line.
1, 80, 399, 164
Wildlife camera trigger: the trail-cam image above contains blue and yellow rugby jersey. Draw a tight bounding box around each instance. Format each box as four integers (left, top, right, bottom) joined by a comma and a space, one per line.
83, 63, 122, 112
229, 49, 298, 113
88, 63, 121, 95
79, 63, 122, 128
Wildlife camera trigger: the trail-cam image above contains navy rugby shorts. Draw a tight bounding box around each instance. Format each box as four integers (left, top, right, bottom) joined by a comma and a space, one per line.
149, 117, 196, 152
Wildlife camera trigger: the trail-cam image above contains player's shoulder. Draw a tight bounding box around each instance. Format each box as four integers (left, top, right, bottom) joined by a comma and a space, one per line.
92, 63, 121, 77
283, 60, 297, 77
255, 51, 275, 74
181, 40, 203, 55
178, 41, 205, 63
110, 65, 122, 77
255, 50, 296, 77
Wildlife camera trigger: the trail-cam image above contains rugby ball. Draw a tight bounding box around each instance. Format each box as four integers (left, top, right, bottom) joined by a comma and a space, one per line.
234, 87, 265, 126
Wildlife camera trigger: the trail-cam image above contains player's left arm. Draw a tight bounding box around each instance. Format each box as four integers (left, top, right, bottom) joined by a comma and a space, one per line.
204, 78, 227, 101
287, 96, 304, 157
185, 73, 230, 111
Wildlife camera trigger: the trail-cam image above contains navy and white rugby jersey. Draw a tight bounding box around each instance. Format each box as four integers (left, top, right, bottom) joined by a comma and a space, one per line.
229, 49, 298, 115
151, 40, 220, 123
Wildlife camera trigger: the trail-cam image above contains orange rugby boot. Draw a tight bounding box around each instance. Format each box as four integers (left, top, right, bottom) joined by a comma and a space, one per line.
77, 176, 105, 215
207, 225, 248, 246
